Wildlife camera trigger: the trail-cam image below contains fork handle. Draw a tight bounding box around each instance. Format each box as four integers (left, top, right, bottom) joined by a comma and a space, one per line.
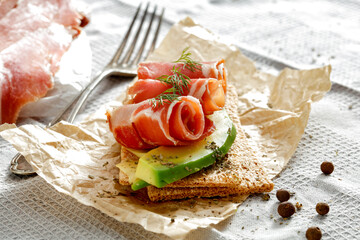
66, 68, 113, 123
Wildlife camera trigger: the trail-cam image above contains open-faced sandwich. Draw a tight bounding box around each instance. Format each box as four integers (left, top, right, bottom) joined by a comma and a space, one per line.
106, 48, 274, 201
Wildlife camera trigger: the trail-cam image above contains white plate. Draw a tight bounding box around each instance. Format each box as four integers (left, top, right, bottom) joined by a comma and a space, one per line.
19, 31, 92, 119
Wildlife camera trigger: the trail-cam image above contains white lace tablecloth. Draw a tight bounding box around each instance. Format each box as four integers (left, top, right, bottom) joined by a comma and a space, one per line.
1, 0, 359, 239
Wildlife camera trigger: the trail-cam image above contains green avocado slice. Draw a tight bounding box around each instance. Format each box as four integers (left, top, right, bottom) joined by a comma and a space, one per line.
131, 109, 236, 190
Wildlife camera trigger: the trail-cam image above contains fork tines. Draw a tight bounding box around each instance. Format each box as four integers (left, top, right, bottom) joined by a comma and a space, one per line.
111, 3, 165, 67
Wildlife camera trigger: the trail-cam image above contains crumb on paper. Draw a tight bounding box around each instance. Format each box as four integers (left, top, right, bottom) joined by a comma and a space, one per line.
295, 202, 302, 210
261, 194, 270, 201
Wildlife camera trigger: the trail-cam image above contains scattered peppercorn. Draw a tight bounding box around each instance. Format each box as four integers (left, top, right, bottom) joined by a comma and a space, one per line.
276, 189, 290, 202
316, 202, 330, 215
321, 161, 334, 175
277, 201, 295, 218
261, 193, 270, 201
306, 227, 322, 240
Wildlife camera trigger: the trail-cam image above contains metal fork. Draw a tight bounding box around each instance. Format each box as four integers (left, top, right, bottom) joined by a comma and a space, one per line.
10, 3, 165, 175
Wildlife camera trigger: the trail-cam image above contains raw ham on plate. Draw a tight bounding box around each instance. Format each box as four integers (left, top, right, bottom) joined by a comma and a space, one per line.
0, 0, 88, 124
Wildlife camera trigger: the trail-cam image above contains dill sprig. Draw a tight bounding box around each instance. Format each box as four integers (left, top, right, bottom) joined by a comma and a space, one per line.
150, 48, 200, 108
174, 47, 202, 72
152, 66, 191, 108
150, 90, 179, 107
157, 66, 191, 94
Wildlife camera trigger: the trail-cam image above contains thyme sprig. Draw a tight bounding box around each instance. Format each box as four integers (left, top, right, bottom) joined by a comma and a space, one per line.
174, 47, 202, 72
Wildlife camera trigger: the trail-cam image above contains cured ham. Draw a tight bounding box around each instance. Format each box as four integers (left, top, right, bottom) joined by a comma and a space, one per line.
108, 56, 227, 149
0, 0, 86, 124
128, 78, 225, 115
106, 96, 215, 149
137, 59, 227, 93
0, 0, 17, 20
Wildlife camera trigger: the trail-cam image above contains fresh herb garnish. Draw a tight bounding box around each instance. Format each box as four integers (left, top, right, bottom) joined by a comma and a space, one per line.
150, 91, 179, 107
151, 66, 191, 107
150, 48, 201, 108
174, 47, 202, 72
157, 66, 191, 95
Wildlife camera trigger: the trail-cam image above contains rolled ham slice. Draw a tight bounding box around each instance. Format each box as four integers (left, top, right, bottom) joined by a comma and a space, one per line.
106, 96, 215, 150
128, 78, 225, 115
137, 59, 227, 93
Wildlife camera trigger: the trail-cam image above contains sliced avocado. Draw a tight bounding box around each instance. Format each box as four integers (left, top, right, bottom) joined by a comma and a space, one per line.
132, 109, 236, 190
131, 178, 149, 190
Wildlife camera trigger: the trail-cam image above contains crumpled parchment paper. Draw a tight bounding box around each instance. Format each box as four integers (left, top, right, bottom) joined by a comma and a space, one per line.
0, 17, 331, 239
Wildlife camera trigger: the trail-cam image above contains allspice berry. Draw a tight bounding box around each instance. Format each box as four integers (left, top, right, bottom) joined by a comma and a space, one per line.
316, 202, 330, 215
306, 227, 322, 240
277, 201, 295, 218
321, 161, 334, 175
276, 189, 290, 202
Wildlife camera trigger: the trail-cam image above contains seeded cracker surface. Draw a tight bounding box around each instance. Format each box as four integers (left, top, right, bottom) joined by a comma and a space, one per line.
119, 85, 274, 201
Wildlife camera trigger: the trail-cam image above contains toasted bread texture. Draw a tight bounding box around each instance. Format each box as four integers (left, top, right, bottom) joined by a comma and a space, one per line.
118, 86, 274, 201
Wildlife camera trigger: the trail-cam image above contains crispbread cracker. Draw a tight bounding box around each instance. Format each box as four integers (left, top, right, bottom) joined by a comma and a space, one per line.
119, 85, 274, 201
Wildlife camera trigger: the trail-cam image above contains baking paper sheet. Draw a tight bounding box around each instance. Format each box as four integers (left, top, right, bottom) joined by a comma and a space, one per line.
0, 17, 331, 239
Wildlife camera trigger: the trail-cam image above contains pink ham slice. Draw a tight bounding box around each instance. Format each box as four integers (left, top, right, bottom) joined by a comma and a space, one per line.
106, 96, 215, 150
0, 0, 85, 124
0, 0, 18, 20
128, 78, 226, 115
137, 59, 227, 93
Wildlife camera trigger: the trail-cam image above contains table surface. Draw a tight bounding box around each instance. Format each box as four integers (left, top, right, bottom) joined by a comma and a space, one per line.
1, 0, 360, 239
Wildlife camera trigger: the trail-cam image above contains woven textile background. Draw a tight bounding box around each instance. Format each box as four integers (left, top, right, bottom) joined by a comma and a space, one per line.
1, 0, 359, 239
